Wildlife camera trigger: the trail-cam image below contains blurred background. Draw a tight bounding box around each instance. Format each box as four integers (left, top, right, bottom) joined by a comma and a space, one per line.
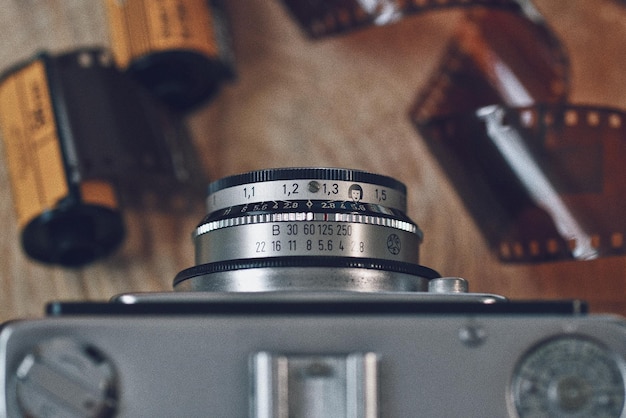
1, 0, 626, 321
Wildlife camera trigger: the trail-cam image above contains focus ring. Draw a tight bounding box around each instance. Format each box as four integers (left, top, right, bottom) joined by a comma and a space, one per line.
207, 167, 407, 194
207, 168, 408, 213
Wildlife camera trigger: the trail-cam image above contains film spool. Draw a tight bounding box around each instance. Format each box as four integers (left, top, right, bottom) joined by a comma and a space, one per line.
104, 0, 235, 111
0, 53, 124, 266
280, 0, 626, 263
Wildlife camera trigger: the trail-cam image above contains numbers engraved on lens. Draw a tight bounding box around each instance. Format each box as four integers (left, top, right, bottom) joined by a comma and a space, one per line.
254, 223, 365, 255
323, 183, 339, 196
282, 183, 299, 197
511, 336, 625, 418
243, 186, 254, 200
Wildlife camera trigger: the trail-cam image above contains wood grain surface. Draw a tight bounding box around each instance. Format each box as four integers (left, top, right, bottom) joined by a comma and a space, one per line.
1, 0, 626, 322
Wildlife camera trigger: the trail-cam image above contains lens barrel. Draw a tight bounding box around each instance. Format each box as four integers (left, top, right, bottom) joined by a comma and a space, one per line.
174, 168, 439, 292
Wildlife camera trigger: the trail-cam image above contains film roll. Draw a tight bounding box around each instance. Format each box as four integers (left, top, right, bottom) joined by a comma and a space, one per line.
416, 103, 626, 262
410, 7, 624, 262
0, 48, 204, 266
0, 51, 124, 266
281, 0, 527, 38
104, 0, 235, 111
280, 0, 626, 263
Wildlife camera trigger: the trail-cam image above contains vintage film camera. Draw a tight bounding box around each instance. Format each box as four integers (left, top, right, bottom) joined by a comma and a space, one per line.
2, 168, 626, 417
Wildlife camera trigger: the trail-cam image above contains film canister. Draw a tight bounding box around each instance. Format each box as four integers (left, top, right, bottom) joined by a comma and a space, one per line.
0, 51, 125, 266
0, 48, 199, 266
104, 0, 235, 111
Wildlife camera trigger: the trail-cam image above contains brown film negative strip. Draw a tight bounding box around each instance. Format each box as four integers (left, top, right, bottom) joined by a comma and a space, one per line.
281, 1, 626, 262
282, 0, 525, 38
412, 8, 570, 116
417, 103, 626, 262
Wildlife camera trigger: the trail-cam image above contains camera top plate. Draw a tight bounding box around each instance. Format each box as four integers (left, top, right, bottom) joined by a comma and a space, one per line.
42, 292, 588, 317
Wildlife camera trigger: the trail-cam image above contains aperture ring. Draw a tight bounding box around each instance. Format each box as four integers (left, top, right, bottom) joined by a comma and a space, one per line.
195, 221, 421, 264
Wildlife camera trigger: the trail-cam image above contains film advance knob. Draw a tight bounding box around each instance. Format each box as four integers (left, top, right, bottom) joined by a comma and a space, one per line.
14, 337, 117, 418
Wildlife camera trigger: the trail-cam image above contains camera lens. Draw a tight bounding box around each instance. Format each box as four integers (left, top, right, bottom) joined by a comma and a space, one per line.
174, 168, 439, 292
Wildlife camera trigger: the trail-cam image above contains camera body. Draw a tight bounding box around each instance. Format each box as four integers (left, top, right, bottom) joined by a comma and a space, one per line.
3, 290, 626, 417
2, 168, 626, 418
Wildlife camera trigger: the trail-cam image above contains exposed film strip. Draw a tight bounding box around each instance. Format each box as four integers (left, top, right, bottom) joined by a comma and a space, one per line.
419, 104, 626, 262
281, 0, 626, 263
282, 0, 529, 38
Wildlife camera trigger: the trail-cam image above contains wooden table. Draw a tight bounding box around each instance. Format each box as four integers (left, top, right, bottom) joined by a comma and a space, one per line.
1, 0, 626, 322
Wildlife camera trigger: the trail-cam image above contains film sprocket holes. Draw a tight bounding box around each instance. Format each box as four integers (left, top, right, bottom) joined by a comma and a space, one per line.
2, 168, 626, 417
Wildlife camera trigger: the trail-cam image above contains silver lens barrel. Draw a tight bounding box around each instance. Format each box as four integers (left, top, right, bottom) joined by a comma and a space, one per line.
174, 168, 439, 292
